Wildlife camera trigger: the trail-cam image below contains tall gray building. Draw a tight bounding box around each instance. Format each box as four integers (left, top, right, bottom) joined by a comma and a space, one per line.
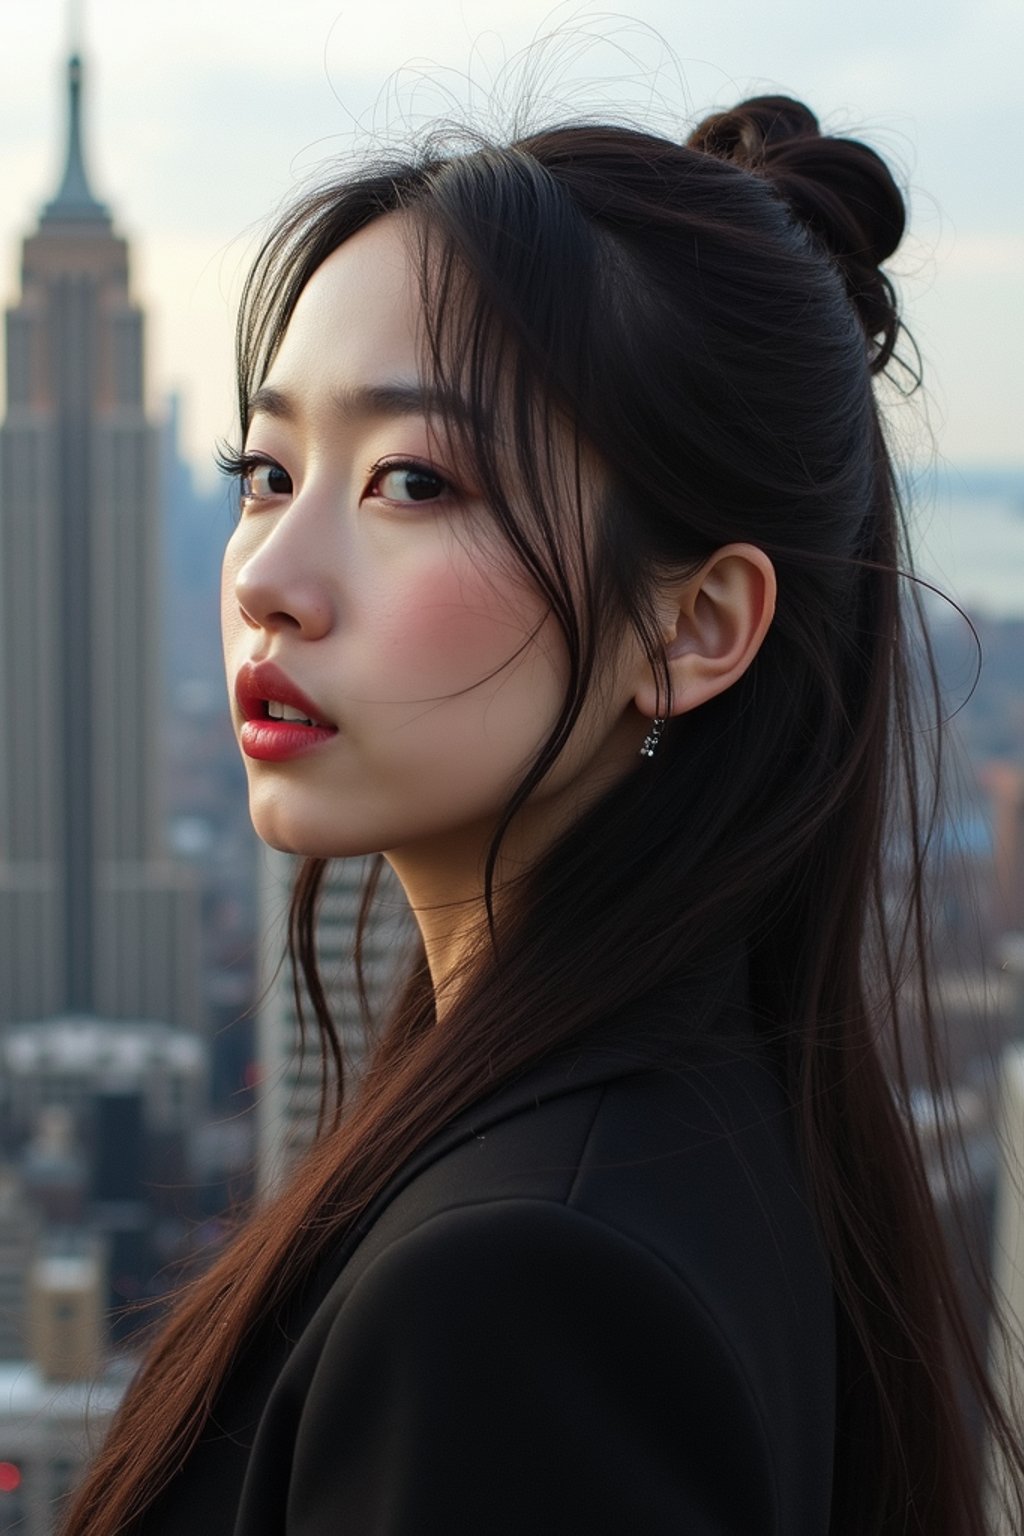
255, 852, 411, 1193
0, 54, 199, 1028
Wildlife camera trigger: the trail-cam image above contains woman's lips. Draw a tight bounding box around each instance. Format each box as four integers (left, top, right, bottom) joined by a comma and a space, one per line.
234, 659, 338, 761
238, 718, 338, 761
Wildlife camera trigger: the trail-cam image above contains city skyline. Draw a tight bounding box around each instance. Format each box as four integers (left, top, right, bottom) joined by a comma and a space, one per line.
0, 0, 1021, 483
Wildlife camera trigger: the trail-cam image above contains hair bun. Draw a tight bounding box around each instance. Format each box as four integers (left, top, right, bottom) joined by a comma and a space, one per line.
689, 96, 907, 372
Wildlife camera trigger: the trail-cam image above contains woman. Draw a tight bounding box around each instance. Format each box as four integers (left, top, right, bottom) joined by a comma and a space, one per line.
64, 96, 1023, 1533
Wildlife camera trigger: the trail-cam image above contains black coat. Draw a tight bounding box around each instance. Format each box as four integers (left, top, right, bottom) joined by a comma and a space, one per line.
137, 979, 836, 1534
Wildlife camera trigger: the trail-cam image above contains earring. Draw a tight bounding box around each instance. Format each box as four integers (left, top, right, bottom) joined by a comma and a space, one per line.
639, 717, 665, 759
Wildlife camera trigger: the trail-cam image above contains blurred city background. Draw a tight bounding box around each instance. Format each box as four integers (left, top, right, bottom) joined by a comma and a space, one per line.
0, 3, 1022, 1531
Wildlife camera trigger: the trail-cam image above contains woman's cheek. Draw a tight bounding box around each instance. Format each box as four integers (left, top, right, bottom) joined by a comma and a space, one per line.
368, 562, 554, 700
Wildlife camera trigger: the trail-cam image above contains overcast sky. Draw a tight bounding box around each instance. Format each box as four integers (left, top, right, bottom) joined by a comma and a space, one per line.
1, 0, 1021, 481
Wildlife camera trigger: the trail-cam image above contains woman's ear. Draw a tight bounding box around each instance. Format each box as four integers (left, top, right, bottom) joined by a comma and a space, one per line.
633, 544, 777, 719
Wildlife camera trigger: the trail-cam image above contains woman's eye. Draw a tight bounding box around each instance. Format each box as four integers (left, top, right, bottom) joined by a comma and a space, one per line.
241, 461, 292, 501
368, 463, 449, 504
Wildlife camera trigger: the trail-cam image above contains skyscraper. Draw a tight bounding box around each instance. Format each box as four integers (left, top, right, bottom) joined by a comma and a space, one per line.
255, 851, 410, 1193
0, 54, 199, 1028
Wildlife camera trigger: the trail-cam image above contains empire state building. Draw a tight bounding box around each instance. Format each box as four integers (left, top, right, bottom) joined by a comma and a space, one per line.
0, 54, 199, 1028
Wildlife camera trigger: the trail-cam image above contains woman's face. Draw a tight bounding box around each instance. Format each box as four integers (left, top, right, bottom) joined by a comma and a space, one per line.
221, 215, 648, 898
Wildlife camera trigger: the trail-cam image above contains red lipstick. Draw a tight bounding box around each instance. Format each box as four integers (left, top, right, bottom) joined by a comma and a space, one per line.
234, 660, 338, 762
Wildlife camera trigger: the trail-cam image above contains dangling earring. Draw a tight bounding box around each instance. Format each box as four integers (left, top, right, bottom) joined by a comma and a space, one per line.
639, 717, 665, 759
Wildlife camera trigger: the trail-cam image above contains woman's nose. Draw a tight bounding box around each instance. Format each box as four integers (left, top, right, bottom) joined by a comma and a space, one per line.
230, 522, 336, 641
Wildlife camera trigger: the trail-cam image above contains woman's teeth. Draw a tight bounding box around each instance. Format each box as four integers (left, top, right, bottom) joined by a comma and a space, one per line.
266, 700, 316, 725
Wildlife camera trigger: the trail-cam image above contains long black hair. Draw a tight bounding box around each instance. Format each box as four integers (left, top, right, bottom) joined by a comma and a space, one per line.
65, 96, 1024, 1535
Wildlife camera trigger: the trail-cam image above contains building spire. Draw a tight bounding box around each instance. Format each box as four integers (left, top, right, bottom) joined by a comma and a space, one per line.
41, 51, 110, 225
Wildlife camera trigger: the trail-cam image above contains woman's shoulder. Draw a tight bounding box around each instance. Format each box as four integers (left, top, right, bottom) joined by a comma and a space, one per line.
342, 1023, 830, 1352
271, 1015, 836, 1535
319, 987, 831, 1350
349, 992, 815, 1293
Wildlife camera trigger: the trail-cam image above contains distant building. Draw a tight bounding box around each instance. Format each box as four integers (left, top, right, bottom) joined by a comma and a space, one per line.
27, 1233, 106, 1384
18, 1107, 88, 1228
255, 851, 411, 1193
988, 1042, 1024, 1534
0, 1171, 37, 1360
0, 1018, 204, 1146
982, 762, 1024, 937
0, 1357, 128, 1536
0, 1184, 123, 1536
0, 52, 200, 1028
0, 1015, 206, 1336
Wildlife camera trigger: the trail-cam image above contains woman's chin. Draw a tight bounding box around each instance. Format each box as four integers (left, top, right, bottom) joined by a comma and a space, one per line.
249, 806, 377, 861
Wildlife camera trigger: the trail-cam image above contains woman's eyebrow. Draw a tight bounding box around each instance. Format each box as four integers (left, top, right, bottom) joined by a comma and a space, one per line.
247, 382, 472, 425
